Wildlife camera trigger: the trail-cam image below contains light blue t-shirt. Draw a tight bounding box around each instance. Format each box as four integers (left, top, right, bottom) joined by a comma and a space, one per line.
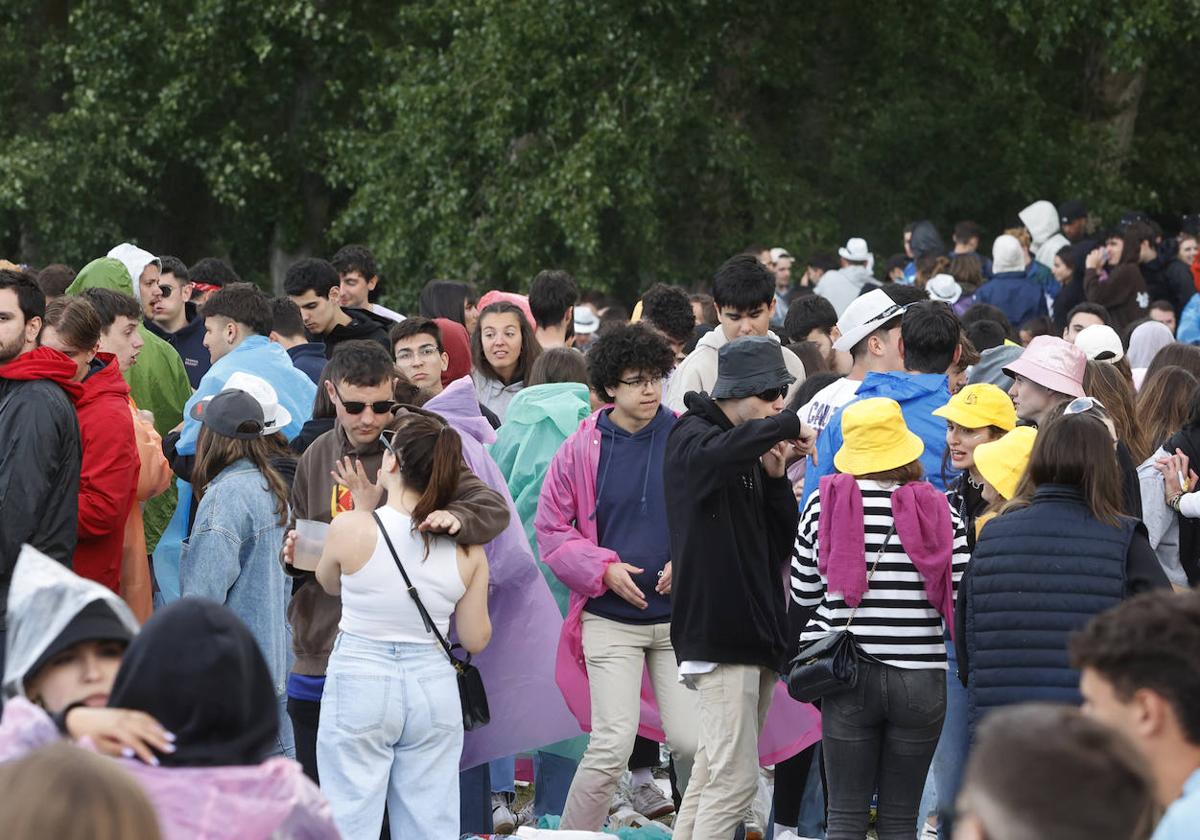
1153, 768, 1200, 839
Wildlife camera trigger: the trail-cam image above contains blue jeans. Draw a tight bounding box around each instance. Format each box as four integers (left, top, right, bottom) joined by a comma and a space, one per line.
273, 692, 295, 760
317, 633, 463, 840
916, 641, 969, 837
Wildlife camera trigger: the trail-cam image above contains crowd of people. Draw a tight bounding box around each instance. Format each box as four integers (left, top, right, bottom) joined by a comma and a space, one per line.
0, 199, 1199, 840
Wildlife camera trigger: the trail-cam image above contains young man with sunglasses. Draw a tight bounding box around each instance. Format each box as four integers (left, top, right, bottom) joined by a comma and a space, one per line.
665, 335, 814, 840
143, 255, 211, 388
280, 339, 510, 788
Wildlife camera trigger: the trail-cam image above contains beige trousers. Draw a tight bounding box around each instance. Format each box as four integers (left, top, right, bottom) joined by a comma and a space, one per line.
559, 613, 699, 830
672, 663, 774, 840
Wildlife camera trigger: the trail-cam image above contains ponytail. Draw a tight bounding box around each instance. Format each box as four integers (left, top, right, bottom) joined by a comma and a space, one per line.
411, 425, 463, 531
389, 414, 466, 558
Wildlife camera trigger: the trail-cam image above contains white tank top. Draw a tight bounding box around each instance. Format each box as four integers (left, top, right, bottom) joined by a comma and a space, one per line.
339, 506, 467, 643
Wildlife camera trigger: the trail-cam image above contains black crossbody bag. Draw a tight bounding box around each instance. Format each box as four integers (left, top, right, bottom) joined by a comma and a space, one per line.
785, 525, 894, 704
372, 511, 491, 730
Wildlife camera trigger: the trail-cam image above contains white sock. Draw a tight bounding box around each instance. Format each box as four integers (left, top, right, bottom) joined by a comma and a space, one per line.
774, 825, 797, 839
630, 767, 654, 787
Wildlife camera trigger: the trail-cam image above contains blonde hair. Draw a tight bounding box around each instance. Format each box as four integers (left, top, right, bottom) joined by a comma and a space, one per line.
0, 743, 163, 840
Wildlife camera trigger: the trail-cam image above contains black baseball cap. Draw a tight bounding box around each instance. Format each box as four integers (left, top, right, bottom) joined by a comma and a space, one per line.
1059, 200, 1088, 224
189, 389, 266, 439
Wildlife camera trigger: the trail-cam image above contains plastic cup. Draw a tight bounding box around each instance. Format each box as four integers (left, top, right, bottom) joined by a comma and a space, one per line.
292, 519, 329, 572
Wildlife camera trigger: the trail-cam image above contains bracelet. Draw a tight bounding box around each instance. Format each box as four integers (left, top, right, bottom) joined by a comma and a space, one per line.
1169, 493, 1184, 512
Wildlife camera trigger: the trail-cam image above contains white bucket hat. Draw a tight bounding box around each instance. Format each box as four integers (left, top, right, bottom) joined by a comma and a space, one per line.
926, 274, 963, 305
832, 288, 907, 352
837, 237, 873, 263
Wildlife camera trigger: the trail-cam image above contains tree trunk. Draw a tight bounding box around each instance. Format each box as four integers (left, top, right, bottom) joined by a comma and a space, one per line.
1087, 47, 1147, 168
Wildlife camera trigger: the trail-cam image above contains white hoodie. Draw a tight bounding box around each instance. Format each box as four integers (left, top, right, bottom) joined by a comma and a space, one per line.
1018, 201, 1070, 271
107, 242, 160, 301
663, 326, 807, 412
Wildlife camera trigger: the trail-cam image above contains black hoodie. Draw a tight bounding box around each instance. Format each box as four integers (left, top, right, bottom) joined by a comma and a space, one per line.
665, 391, 801, 670
319, 307, 392, 359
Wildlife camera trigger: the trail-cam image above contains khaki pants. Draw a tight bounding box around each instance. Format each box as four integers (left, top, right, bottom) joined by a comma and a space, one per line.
672, 664, 774, 840
560, 613, 699, 830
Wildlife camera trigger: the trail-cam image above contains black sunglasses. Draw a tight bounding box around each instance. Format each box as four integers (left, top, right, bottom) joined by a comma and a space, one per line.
755, 386, 787, 402
333, 385, 397, 416
157, 284, 174, 298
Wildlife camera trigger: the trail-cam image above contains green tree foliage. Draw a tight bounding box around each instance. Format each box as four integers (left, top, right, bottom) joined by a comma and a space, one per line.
1, 1, 1197, 305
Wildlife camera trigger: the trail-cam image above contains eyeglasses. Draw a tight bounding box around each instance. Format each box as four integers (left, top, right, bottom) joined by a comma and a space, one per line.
333, 384, 397, 416
755, 386, 787, 402
395, 345, 442, 362
1064, 396, 1107, 417
617, 375, 663, 389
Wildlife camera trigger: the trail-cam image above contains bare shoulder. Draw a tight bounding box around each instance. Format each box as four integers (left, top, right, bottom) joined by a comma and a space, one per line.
329, 509, 374, 536
456, 543, 487, 578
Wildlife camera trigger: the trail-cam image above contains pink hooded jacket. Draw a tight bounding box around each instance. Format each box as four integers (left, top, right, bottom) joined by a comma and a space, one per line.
535, 410, 822, 764
0, 697, 338, 839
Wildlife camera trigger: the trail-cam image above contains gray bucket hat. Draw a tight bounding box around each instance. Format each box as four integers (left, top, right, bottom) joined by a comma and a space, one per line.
711, 335, 796, 399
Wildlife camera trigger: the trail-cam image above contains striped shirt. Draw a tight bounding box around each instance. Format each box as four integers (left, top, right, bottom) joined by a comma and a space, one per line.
790, 480, 969, 670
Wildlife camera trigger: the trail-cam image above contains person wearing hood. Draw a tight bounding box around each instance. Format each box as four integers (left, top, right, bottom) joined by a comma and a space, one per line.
65, 257, 192, 431
277, 340, 508, 789
664, 336, 815, 840
664, 255, 806, 413
0, 546, 173, 765
153, 283, 316, 605
973, 235, 1050, 329
0, 269, 83, 668
143, 255, 211, 388
1019, 200, 1072, 272
284, 258, 391, 359
179, 379, 297, 759
422, 369, 583, 832
903, 221, 946, 285
65, 256, 192, 559
40, 294, 139, 596
536, 324, 698, 832
107, 598, 340, 838
815, 238, 878, 316
805, 302, 962, 503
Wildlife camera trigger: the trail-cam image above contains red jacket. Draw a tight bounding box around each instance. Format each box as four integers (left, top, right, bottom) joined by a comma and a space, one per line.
75, 353, 139, 592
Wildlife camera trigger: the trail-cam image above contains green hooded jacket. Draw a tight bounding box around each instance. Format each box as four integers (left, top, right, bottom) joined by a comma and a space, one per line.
66, 257, 193, 551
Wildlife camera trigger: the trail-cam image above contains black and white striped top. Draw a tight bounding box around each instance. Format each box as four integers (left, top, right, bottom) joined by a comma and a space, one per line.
790, 480, 969, 670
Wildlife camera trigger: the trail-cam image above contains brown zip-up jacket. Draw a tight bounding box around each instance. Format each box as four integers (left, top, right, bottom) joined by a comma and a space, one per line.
283, 413, 509, 675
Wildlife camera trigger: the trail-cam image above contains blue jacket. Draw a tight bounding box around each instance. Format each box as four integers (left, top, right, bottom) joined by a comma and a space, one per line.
803, 371, 954, 503
179, 459, 291, 698
973, 271, 1048, 328
286, 342, 327, 385
964, 485, 1134, 730
154, 335, 316, 601
145, 307, 211, 389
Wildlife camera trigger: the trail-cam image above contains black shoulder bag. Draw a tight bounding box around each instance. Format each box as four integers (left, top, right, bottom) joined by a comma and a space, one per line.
785, 525, 894, 704
371, 511, 491, 730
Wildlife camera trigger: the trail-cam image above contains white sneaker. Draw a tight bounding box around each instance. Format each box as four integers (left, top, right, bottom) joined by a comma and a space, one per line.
628, 780, 675, 819
741, 808, 764, 840
491, 794, 516, 835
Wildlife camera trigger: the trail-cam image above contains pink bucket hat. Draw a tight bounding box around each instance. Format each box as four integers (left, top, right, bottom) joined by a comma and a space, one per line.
1002, 335, 1086, 398
477, 290, 537, 329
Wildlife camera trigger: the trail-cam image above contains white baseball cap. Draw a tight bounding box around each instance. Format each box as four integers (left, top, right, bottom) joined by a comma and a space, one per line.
832, 289, 907, 352
1073, 324, 1124, 363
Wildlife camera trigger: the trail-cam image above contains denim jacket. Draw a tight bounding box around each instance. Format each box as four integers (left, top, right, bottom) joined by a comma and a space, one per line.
180, 459, 291, 696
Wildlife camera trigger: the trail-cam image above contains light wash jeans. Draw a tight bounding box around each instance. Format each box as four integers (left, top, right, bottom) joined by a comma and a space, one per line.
317, 632, 463, 840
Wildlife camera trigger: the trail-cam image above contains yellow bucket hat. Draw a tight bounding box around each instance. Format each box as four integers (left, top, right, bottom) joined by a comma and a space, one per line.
834, 397, 926, 476
932, 383, 1017, 431
974, 426, 1037, 500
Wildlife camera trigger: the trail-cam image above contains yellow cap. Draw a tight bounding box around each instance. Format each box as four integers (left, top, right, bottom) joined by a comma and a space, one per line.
932, 383, 1017, 431
974, 426, 1037, 500
834, 398, 926, 476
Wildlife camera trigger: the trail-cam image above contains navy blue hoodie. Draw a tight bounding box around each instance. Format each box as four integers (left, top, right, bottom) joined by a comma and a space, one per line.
586, 405, 675, 624
286, 342, 327, 385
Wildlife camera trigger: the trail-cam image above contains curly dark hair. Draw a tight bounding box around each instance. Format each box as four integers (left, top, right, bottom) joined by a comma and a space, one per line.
640, 283, 696, 344
587, 322, 675, 400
